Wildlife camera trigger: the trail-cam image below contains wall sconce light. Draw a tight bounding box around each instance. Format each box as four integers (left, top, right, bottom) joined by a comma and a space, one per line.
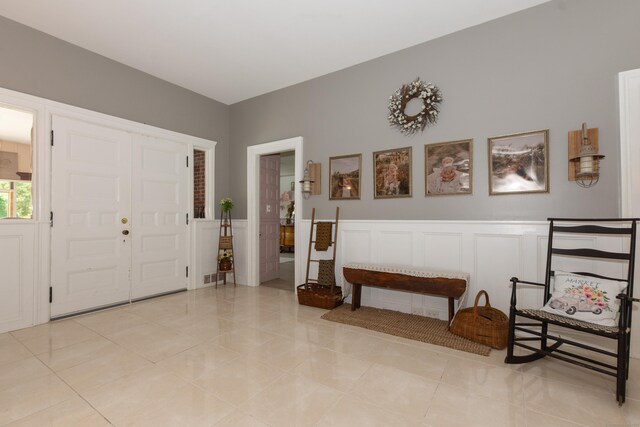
299, 160, 321, 198
568, 123, 604, 188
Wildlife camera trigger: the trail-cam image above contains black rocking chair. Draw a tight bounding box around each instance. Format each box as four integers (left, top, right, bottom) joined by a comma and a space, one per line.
505, 218, 638, 405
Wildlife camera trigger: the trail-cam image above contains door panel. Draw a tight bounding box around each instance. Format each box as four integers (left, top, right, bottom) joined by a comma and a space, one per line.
130, 135, 188, 299
51, 116, 132, 317
260, 154, 280, 282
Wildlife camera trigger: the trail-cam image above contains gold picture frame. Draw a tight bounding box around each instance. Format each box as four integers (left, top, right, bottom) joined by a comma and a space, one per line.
488, 129, 549, 195
329, 154, 362, 200
425, 139, 473, 196
373, 146, 412, 199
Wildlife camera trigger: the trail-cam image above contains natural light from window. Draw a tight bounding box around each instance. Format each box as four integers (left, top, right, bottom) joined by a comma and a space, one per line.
0, 106, 34, 220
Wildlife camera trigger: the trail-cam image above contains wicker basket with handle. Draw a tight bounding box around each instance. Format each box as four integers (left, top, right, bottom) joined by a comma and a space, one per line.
450, 290, 508, 349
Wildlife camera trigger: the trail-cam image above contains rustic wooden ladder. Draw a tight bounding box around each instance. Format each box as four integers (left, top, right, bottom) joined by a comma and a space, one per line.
303, 207, 339, 290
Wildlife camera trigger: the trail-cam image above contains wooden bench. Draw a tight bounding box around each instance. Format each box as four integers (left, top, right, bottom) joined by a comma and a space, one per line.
342, 263, 469, 322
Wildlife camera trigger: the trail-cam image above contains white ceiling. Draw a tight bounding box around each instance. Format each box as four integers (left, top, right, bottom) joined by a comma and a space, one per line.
0, 0, 548, 105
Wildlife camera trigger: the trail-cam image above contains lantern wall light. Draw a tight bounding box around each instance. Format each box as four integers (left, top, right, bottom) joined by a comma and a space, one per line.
568, 123, 604, 188
299, 160, 321, 198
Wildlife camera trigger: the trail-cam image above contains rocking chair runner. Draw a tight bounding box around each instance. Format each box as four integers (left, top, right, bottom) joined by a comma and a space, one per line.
505, 218, 638, 405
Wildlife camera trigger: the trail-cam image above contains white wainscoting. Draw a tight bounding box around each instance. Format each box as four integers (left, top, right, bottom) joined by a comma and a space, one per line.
298, 219, 549, 317
194, 219, 247, 288
296, 219, 637, 357
0, 222, 36, 333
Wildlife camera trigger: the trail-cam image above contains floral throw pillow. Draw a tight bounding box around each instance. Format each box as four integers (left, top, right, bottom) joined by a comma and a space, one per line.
541, 271, 627, 326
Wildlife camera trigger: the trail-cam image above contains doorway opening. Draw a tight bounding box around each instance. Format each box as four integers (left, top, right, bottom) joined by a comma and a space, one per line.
261, 150, 295, 291
246, 137, 303, 289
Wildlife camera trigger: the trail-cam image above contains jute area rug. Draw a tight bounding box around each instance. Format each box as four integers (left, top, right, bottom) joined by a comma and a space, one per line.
321, 305, 491, 356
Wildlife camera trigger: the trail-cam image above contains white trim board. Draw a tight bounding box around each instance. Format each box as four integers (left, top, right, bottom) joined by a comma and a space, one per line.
618, 68, 640, 359
619, 68, 640, 217
246, 137, 304, 288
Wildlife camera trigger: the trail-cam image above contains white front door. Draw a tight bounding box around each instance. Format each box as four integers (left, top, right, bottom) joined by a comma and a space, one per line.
51, 117, 190, 317
51, 116, 132, 316
130, 135, 188, 299
259, 154, 280, 282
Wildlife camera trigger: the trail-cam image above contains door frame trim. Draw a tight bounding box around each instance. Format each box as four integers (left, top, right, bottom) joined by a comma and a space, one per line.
619, 68, 640, 216
0, 85, 216, 327
247, 137, 303, 287
619, 68, 640, 358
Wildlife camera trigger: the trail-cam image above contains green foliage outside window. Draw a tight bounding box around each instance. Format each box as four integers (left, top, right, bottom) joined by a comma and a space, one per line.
15, 182, 32, 218
0, 180, 33, 219
0, 181, 9, 218
0, 193, 7, 218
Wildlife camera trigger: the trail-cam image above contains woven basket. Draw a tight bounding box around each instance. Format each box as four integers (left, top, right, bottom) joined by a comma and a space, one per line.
450, 290, 508, 349
297, 284, 343, 309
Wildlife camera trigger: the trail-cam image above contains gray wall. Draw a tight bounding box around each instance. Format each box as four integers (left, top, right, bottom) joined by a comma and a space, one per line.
0, 15, 230, 212
230, 0, 640, 220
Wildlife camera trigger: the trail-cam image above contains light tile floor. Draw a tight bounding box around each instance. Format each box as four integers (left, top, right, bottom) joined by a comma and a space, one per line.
1, 285, 639, 426
261, 257, 295, 292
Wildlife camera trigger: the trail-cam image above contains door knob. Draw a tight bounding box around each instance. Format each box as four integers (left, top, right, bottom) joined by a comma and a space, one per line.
122, 230, 130, 236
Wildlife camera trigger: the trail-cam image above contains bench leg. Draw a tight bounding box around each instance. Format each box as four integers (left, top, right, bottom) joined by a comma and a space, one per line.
448, 298, 454, 325
351, 284, 361, 311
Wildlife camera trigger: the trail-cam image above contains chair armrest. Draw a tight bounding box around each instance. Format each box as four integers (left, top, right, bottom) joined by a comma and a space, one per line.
511, 277, 546, 287
509, 277, 546, 309
616, 294, 640, 303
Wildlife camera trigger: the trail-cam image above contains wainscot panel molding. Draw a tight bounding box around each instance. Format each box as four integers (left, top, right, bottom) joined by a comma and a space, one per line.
0, 223, 35, 333
194, 220, 218, 289
194, 219, 247, 288
296, 218, 636, 357
231, 220, 248, 286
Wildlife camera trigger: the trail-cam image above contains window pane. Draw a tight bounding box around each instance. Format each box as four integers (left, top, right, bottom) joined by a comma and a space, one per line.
0, 105, 34, 219
193, 149, 206, 218
0, 193, 8, 218
15, 181, 32, 218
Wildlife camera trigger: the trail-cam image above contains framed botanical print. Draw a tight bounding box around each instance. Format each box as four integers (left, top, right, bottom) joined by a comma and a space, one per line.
329, 154, 361, 200
425, 139, 473, 196
488, 129, 549, 195
373, 146, 412, 198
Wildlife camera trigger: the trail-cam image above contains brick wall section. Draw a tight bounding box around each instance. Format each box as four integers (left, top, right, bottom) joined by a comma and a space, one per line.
193, 149, 206, 217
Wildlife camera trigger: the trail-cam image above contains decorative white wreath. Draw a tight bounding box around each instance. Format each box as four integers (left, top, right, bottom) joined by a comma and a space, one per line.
388, 78, 442, 135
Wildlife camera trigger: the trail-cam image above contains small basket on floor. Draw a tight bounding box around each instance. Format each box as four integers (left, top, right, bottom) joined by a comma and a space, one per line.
297, 284, 343, 309
450, 290, 508, 349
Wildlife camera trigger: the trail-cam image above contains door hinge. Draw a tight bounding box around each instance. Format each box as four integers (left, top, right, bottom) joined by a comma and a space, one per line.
186, 213, 189, 225
50, 211, 53, 227
50, 130, 54, 146
49, 286, 53, 303
186, 156, 189, 167
186, 266, 189, 278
